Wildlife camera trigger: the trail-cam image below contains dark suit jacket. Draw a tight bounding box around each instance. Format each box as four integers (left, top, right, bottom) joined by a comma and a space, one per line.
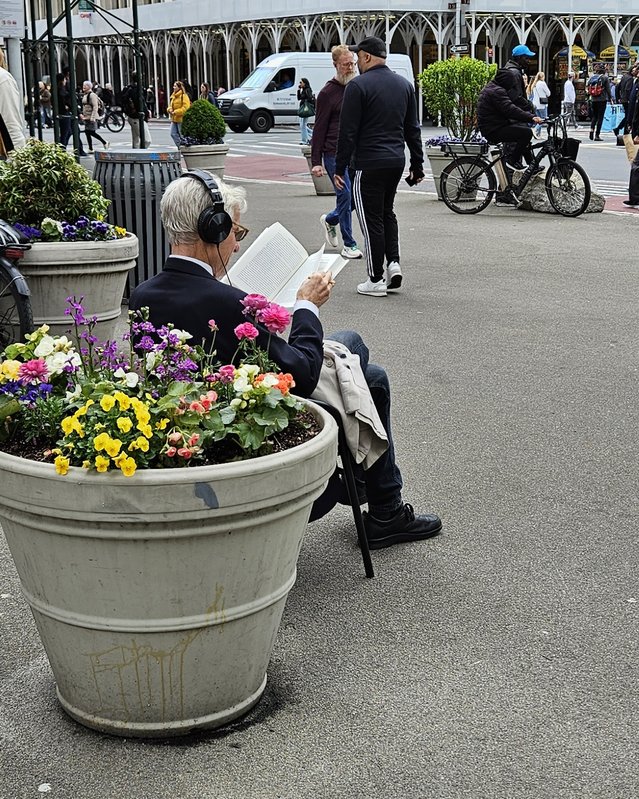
129, 256, 325, 397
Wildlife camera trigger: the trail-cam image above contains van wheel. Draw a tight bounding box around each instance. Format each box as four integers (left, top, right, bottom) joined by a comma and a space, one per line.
249, 111, 273, 133
229, 123, 249, 133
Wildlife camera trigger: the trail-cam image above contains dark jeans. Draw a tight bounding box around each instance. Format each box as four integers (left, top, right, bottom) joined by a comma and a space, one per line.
485, 123, 534, 167
84, 124, 107, 150
324, 330, 403, 515
323, 153, 356, 248
628, 146, 639, 204
616, 101, 629, 133
590, 101, 607, 137
58, 115, 72, 146
352, 166, 404, 282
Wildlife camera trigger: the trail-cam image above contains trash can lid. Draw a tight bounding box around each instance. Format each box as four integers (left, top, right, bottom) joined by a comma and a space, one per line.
94, 149, 182, 163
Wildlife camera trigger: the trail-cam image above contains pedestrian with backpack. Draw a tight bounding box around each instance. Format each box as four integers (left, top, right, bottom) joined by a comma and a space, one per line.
613, 63, 639, 136
587, 63, 613, 141
122, 73, 152, 149
81, 80, 109, 153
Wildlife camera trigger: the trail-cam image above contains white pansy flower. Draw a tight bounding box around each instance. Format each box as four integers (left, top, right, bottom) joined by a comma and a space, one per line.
65, 385, 82, 402
145, 351, 160, 371
261, 374, 279, 388
34, 335, 55, 357
45, 351, 70, 375
172, 328, 193, 343
114, 367, 139, 388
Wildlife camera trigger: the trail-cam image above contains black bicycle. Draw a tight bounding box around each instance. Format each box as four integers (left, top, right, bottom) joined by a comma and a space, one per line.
439, 115, 591, 217
103, 105, 125, 133
0, 220, 33, 349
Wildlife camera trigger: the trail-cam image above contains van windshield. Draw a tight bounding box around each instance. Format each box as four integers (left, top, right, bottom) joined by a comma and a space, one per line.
239, 68, 275, 90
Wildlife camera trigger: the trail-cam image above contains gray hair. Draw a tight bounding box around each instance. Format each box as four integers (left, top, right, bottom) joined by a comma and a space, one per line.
161, 174, 248, 245
82, 80, 92, 90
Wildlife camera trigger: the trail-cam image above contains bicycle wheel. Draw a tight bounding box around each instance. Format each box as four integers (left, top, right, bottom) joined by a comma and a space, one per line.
106, 111, 125, 133
545, 160, 591, 217
440, 157, 496, 214
0, 265, 33, 349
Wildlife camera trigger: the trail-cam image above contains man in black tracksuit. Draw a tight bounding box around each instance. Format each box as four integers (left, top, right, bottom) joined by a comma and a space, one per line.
334, 36, 424, 298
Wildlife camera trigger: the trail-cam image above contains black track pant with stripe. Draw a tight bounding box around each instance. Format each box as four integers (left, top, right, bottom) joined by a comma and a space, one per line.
352, 166, 404, 282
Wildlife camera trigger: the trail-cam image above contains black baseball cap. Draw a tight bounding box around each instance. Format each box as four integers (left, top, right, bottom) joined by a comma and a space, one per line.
349, 36, 387, 58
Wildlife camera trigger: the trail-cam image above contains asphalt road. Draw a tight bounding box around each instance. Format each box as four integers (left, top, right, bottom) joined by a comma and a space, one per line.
1, 123, 638, 799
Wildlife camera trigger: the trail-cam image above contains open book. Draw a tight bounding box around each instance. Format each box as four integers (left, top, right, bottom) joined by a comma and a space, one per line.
223, 222, 347, 308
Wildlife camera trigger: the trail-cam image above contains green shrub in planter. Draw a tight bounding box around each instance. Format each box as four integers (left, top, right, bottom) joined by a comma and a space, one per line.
0, 139, 109, 228
180, 99, 226, 145
418, 58, 497, 141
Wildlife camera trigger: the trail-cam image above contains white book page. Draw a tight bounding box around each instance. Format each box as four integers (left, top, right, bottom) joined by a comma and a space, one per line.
225, 222, 307, 298
275, 250, 348, 309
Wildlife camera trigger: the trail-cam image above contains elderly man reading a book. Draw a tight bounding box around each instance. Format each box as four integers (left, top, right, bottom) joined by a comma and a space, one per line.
130, 172, 442, 549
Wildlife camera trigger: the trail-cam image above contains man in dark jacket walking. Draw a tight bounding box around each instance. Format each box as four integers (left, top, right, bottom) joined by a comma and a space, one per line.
587, 62, 613, 141
311, 44, 363, 260
334, 36, 424, 298
613, 63, 639, 136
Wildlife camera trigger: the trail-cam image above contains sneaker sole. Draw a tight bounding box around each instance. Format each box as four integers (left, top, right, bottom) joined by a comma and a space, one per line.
342, 252, 363, 259
387, 274, 402, 290
367, 523, 442, 550
320, 215, 339, 249
357, 288, 387, 297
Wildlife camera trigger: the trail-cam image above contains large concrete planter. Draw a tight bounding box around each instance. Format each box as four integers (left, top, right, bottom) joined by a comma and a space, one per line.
19, 234, 138, 340
180, 143, 230, 177
425, 148, 454, 201
300, 145, 335, 196
0, 402, 337, 738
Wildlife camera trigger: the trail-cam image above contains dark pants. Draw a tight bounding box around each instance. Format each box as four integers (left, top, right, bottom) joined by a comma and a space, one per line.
590, 102, 607, 137
84, 123, 107, 150
312, 330, 403, 519
485, 123, 534, 168
628, 146, 639, 204
58, 115, 72, 146
616, 101, 629, 133
352, 166, 404, 282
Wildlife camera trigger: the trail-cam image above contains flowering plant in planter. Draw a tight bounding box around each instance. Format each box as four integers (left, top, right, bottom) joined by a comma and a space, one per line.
0, 140, 126, 242
0, 295, 312, 476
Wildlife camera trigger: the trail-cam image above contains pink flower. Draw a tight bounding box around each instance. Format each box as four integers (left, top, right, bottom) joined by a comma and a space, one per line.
188, 434, 200, 447
234, 322, 259, 341
18, 358, 49, 382
165, 446, 177, 457
189, 401, 205, 413
218, 365, 236, 383
241, 294, 269, 316
256, 302, 291, 334
177, 447, 192, 459
168, 431, 182, 445
208, 319, 218, 331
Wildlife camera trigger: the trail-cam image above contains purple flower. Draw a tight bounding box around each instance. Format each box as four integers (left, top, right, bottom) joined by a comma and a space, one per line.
136, 335, 156, 352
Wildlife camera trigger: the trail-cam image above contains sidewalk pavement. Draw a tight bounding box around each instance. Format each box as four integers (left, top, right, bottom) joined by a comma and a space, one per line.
1, 181, 638, 799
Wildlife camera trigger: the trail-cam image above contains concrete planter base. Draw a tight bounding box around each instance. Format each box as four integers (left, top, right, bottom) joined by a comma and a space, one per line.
180, 144, 230, 177
300, 146, 335, 196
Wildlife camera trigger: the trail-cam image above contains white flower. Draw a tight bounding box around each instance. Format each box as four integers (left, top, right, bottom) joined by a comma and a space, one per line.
45, 351, 70, 375
65, 385, 82, 402
145, 351, 160, 371
34, 335, 55, 357
172, 328, 193, 343
230, 397, 243, 408
260, 373, 279, 388
114, 367, 139, 388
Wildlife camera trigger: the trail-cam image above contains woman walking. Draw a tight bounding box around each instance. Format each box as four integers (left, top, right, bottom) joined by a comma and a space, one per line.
529, 71, 550, 137
297, 77, 314, 145
168, 80, 191, 146
81, 80, 109, 152
200, 82, 218, 107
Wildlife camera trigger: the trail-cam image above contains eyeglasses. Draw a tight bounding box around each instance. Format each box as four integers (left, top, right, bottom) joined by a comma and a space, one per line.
232, 222, 249, 242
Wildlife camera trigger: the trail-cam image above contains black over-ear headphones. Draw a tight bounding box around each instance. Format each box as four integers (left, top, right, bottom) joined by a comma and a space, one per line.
182, 169, 233, 245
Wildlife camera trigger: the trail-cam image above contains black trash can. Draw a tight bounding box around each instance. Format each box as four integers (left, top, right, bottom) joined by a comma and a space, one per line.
93, 150, 182, 293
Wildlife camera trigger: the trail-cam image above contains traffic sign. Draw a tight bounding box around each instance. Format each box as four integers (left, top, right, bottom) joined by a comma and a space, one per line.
450, 44, 470, 54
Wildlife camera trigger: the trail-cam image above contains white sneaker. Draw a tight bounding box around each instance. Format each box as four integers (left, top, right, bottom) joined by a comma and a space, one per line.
320, 214, 339, 249
357, 278, 387, 297
385, 261, 402, 290
341, 244, 363, 259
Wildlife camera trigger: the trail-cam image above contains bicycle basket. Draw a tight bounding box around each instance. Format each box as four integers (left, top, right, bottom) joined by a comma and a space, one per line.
557, 137, 580, 160
440, 141, 489, 156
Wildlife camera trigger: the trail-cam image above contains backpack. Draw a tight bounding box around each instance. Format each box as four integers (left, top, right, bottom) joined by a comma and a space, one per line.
120, 86, 138, 116
91, 91, 105, 116
587, 75, 604, 97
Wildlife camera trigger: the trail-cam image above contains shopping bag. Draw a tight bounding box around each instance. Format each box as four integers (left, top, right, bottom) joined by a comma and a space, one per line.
623, 133, 639, 163
601, 103, 624, 132
298, 100, 315, 118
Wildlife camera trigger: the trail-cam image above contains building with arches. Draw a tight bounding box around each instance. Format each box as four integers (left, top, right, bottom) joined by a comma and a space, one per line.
28, 1, 639, 117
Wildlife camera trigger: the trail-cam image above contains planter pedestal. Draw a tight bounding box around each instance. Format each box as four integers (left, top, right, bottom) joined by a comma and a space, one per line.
180, 144, 230, 177
0, 402, 337, 737
300, 146, 335, 196
19, 234, 138, 340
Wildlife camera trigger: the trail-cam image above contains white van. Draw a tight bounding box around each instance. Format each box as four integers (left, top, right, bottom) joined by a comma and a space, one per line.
217, 51, 414, 133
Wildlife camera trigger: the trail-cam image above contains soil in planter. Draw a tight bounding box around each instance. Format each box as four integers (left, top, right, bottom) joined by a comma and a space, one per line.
0, 411, 320, 466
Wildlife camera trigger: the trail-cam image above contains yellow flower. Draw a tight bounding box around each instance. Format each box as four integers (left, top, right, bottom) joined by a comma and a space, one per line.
113, 452, 127, 468
104, 438, 122, 457
93, 432, 110, 451
61, 416, 75, 435
100, 394, 116, 412
156, 418, 170, 430
82, 460, 91, 469
94, 455, 110, 473
135, 436, 149, 452
120, 456, 137, 477
114, 226, 126, 237
136, 409, 151, 426
137, 423, 153, 438
114, 391, 130, 411
75, 405, 88, 417
0, 360, 21, 382
54, 455, 70, 475
117, 416, 133, 433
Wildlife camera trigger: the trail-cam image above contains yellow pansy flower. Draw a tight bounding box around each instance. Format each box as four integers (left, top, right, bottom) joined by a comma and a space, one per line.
114, 391, 130, 411
82, 460, 91, 469
156, 418, 170, 430
54, 455, 70, 475
137, 423, 153, 438
113, 452, 127, 468
93, 432, 110, 451
120, 457, 137, 477
117, 416, 133, 433
135, 436, 149, 452
95, 455, 110, 473
104, 438, 122, 457
0, 360, 21, 381
61, 416, 75, 435
100, 394, 116, 412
